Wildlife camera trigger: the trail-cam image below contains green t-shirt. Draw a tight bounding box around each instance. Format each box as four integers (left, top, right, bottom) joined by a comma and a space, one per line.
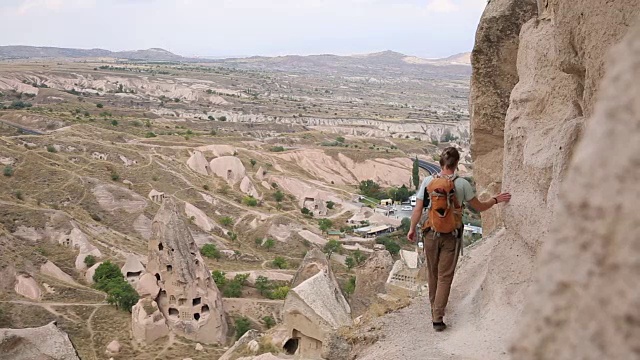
416, 175, 475, 207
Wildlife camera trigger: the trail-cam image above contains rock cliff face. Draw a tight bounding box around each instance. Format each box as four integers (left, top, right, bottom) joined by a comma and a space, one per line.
512, 18, 640, 360
465, 0, 640, 358
143, 198, 227, 344
470, 0, 537, 234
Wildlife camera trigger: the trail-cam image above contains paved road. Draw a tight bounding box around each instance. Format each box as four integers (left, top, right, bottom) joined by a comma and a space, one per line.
0, 119, 44, 135
416, 159, 441, 175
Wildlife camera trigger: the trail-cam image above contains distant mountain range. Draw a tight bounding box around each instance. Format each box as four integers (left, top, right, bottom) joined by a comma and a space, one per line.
0, 45, 470, 66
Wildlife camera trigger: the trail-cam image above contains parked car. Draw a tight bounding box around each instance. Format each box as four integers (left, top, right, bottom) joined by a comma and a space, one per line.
401, 205, 413, 211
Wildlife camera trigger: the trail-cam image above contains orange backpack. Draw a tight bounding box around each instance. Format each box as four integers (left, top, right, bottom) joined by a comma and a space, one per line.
421, 175, 463, 234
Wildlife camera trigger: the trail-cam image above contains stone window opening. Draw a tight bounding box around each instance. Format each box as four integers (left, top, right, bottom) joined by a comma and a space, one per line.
195, 259, 199, 266
158, 243, 164, 251
168, 308, 179, 318
155, 273, 161, 282
201, 305, 210, 314
283, 337, 299, 355
194, 313, 201, 321
193, 297, 202, 306
63, 238, 71, 246
179, 298, 187, 306
126, 271, 142, 279
170, 295, 176, 304
227, 169, 233, 180
166, 265, 173, 272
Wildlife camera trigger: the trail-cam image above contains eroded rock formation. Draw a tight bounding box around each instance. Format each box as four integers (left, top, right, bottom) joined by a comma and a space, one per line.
512, 18, 640, 359
282, 250, 351, 359
351, 249, 393, 317
0, 322, 80, 360
461, 0, 640, 358
141, 197, 227, 344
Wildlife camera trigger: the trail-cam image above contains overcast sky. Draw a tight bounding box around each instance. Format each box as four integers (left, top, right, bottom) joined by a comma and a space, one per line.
0, 0, 487, 58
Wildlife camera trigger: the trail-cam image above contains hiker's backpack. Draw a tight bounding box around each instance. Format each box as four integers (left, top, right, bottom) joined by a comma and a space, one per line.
421, 175, 463, 234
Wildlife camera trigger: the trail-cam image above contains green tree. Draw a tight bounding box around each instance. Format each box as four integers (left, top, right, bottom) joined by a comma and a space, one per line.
106, 282, 139, 311
218, 116, 227, 122
376, 236, 401, 255
84, 255, 97, 268
353, 249, 367, 265
323, 240, 342, 260
318, 218, 333, 233
145, 131, 157, 138
93, 261, 122, 291
269, 286, 290, 299
358, 180, 385, 200
326, 200, 335, 210
274, 190, 285, 202
272, 256, 287, 269
343, 276, 356, 295
262, 316, 276, 329
3, 166, 13, 177
412, 156, 420, 190
212, 270, 227, 288
301, 207, 311, 215
250, 159, 257, 167
235, 317, 252, 339
111, 119, 118, 126
46, 145, 57, 153
201, 244, 221, 260
220, 216, 233, 226
400, 217, 412, 235
345, 256, 356, 270
336, 136, 345, 143
255, 276, 271, 296
270, 146, 285, 152
243, 196, 258, 207
96, 103, 104, 108
263, 238, 275, 251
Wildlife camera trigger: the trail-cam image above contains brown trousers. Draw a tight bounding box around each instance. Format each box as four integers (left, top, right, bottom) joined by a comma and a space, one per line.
424, 231, 460, 322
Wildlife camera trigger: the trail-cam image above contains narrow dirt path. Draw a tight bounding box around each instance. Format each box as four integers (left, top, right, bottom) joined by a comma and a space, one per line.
87, 307, 99, 360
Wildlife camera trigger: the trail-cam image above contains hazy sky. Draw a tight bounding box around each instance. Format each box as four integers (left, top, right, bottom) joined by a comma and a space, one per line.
0, 0, 487, 58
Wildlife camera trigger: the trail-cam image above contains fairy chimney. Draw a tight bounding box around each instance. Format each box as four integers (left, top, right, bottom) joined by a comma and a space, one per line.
145, 198, 227, 344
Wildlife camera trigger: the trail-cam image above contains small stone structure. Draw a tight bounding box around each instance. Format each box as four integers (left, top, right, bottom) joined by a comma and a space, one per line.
385, 249, 425, 297
121, 254, 145, 285
141, 197, 227, 344
282, 250, 351, 359
131, 299, 170, 344
301, 195, 327, 216
148, 189, 165, 203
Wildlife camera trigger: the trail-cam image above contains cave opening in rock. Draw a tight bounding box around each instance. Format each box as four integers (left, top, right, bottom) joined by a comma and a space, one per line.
127, 271, 142, 279
194, 313, 200, 321
155, 273, 161, 281
168, 308, 179, 318
193, 297, 201, 306
201, 305, 210, 314
158, 242, 163, 251
283, 337, 299, 355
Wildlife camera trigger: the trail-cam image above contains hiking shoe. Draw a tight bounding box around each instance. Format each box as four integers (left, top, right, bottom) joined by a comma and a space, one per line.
433, 322, 447, 332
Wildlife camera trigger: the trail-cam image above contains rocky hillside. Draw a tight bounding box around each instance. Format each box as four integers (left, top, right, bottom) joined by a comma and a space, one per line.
355, 0, 640, 359
0, 46, 183, 61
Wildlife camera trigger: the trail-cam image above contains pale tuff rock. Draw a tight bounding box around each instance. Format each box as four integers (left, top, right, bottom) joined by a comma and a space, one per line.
131, 299, 170, 344
255, 166, 266, 180
133, 214, 153, 240
40, 261, 79, 286
209, 156, 247, 184
14, 274, 41, 300
92, 182, 147, 213
106, 340, 121, 354
512, 17, 640, 360
136, 272, 161, 298
470, 0, 537, 234
144, 198, 227, 344
291, 248, 337, 288
184, 202, 219, 232
121, 254, 145, 285
240, 176, 260, 198
351, 250, 394, 317
218, 329, 262, 360
282, 270, 351, 359
187, 150, 210, 175
85, 262, 102, 284
119, 155, 137, 166
0, 322, 80, 360
195, 343, 204, 351
196, 144, 236, 157
65, 228, 102, 270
